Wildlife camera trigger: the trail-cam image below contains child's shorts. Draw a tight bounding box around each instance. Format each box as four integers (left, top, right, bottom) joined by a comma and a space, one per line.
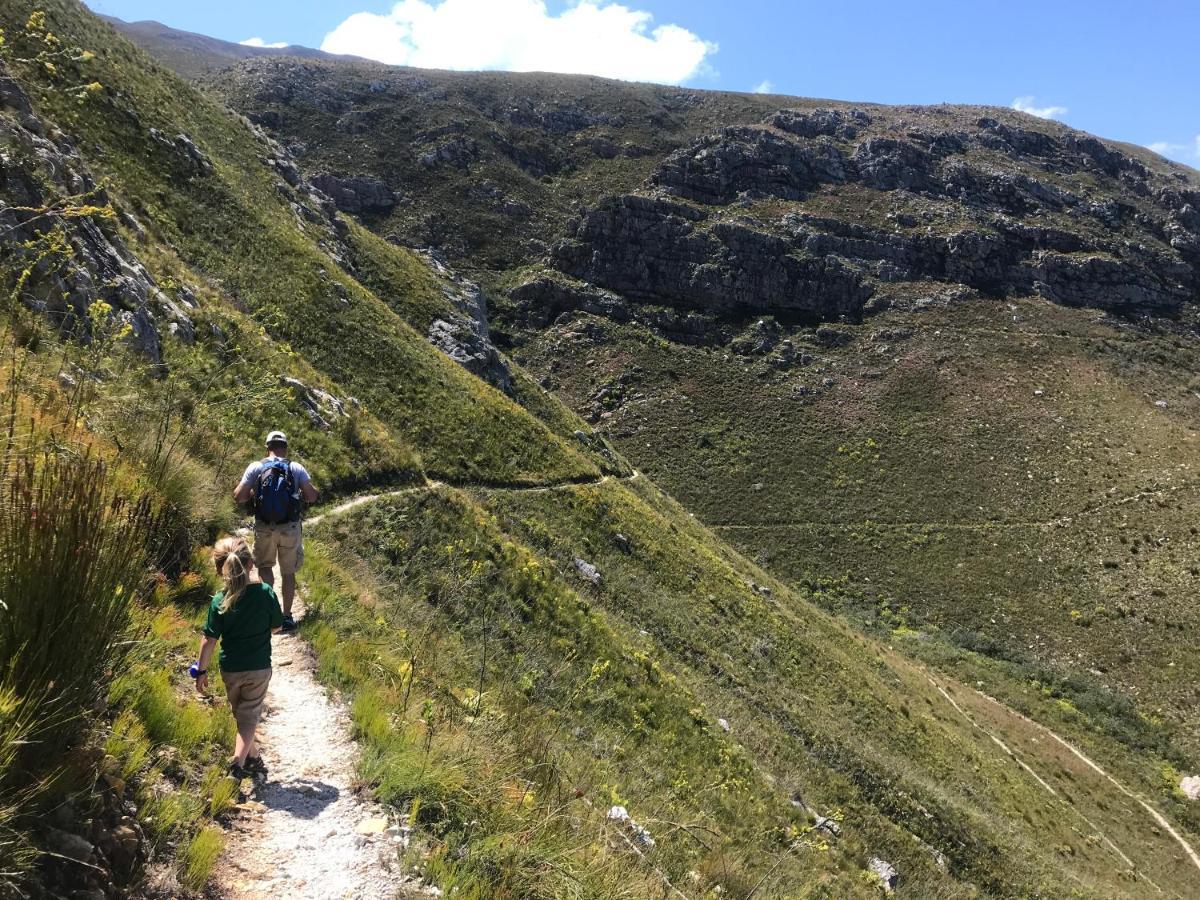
222, 668, 272, 731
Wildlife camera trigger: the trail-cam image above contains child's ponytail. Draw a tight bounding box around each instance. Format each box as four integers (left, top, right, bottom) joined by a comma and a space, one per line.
213, 536, 254, 612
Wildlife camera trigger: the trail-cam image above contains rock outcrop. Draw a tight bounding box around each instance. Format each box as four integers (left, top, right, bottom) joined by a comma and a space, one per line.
310, 173, 397, 213
551, 195, 873, 323
535, 107, 1199, 326
419, 250, 513, 395
0, 69, 194, 364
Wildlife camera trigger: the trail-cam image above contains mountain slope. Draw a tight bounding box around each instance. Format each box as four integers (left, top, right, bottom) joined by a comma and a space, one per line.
100, 15, 353, 79
2, 4, 1198, 897
183, 32, 1200, 761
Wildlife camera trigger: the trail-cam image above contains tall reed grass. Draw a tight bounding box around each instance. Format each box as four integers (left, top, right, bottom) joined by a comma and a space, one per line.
0, 446, 156, 885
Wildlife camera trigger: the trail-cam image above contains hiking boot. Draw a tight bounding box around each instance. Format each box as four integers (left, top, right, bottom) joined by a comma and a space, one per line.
245, 755, 268, 777
228, 761, 250, 781
281, 614, 297, 633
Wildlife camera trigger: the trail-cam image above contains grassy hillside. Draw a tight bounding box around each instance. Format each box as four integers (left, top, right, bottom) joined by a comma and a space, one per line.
1, 0, 613, 487
181, 16, 1200, 785
516, 294, 1200, 756
2, 3, 1198, 897
301, 474, 1200, 896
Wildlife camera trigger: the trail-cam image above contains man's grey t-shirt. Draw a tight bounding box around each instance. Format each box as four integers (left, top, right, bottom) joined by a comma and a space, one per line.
239, 457, 312, 499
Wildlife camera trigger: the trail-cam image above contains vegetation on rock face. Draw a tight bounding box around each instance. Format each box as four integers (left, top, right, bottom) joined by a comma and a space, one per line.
0, 1, 1197, 897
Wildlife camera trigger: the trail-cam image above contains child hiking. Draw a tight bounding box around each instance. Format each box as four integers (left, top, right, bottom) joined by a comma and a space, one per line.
233, 430, 319, 631
193, 536, 284, 778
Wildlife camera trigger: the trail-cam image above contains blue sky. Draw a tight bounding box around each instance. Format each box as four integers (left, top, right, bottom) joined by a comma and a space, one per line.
86, 0, 1198, 167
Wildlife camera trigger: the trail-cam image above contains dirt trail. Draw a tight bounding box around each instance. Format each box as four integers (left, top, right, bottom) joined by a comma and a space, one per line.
215, 472, 640, 898
970, 686, 1200, 879
306, 470, 638, 528
928, 673, 1200, 893
215, 594, 429, 899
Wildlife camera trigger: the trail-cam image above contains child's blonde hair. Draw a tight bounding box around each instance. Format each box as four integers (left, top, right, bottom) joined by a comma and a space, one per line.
213, 536, 253, 613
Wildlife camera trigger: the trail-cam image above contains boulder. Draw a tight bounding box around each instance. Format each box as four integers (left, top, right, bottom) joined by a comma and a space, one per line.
868, 857, 899, 892
44, 827, 95, 863
281, 376, 347, 430
309, 173, 397, 214
573, 557, 601, 585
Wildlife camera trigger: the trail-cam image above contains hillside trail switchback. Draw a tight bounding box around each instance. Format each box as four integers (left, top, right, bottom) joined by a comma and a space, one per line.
306, 469, 639, 527
215, 472, 637, 898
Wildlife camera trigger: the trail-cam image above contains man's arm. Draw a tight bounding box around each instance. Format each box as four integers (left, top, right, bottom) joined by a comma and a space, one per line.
233, 461, 257, 505
295, 464, 318, 504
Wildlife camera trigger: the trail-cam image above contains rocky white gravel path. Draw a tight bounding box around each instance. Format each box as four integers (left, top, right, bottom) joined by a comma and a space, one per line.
213, 598, 427, 900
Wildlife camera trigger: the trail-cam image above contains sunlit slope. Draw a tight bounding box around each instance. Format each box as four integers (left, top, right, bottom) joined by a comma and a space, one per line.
522, 295, 1200, 752
309, 474, 1200, 896
2, 0, 605, 486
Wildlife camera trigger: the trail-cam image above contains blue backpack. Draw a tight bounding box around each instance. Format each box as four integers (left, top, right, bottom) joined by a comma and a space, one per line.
254, 459, 298, 524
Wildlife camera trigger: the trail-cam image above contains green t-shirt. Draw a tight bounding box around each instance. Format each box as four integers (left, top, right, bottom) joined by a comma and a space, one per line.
203, 583, 284, 673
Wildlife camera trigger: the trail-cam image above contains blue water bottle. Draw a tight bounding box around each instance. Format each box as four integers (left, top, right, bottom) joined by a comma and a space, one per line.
188, 662, 203, 679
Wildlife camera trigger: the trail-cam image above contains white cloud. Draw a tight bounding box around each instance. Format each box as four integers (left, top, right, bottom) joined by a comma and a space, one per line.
240, 37, 289, 48
1011, 96, 1068, 120
752, 79, 774, 94
1145, 137, 1200, 164
320, 0, 716, 84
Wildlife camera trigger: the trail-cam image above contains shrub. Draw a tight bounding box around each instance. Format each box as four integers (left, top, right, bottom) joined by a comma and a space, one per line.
180, 826, 224, 891
0, 449, 157, 773
0, 686, 35, 890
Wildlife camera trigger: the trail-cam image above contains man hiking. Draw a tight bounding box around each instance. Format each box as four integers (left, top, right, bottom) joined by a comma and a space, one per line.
233, 430, 318, 631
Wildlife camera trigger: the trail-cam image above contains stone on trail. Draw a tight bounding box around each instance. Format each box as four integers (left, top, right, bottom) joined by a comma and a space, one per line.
355, 817, 389, 835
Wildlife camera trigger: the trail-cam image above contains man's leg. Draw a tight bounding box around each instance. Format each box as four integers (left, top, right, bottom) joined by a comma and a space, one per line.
281, 572, 296, 617
277, 523, 303, 622
253, 523, 278, 591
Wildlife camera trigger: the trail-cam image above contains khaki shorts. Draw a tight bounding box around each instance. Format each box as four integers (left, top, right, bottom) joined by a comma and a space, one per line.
223, 668, 272, 732
254, 521, 304, 575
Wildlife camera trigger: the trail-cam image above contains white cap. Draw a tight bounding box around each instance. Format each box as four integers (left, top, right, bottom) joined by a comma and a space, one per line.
266, 430, 288, 445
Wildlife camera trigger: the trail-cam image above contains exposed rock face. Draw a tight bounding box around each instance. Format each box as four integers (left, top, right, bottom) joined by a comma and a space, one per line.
0, 70, 193, 363
310, 173, 397, 213
536, 107, 1200, 326
651, 127, 851, 203
147, 128, 214, 176
419, 250, 513, 395
281, 375, 350, 430
418, 136, 479, 170
766, 107, 870, 140
551, 195, 873, 322
869, 857, 899, 892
